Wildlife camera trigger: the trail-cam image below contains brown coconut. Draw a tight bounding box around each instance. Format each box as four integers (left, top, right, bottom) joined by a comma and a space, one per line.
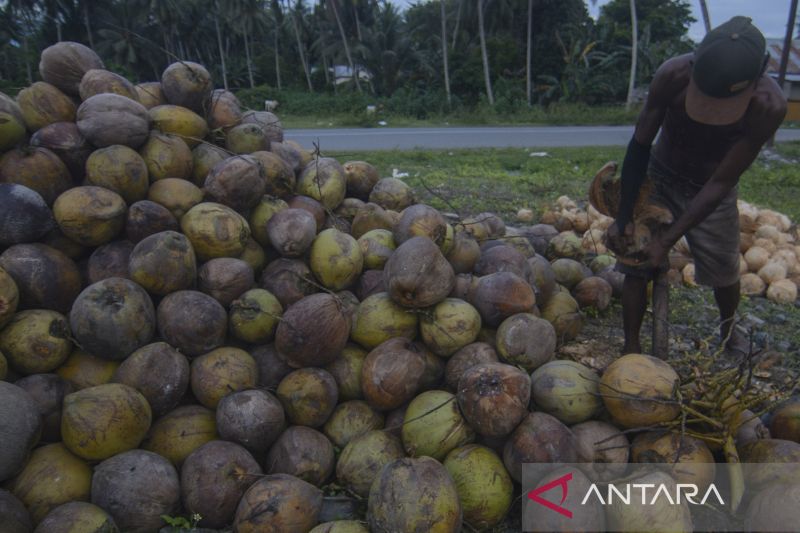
503, 412, 577, 482
251, 344, 294, 389
265, 426, 335, 486
631, 431, 715, 490
276, 368, 339, 428
384, 236, 455, 308
267, 208, 318, 258
572, 420, 630, 480
157, 290, 227, 356
197, 257, 254, 307
233, 474, 322, 533
275, 293, 351, 367
160, 61, 212, 112
393, 204, 447, 246
259, 258, 317, 308
0, 183, 56, 247
296, 157, 347, 210
250, 150, 296, 197
29, 121, 91, 180
76, 93, 149, 148
0, 146, 72, 206
216, 389, 286, 453
125, 200, 179, 243
287, 195, 326, 231
207, 89, 242, 130
112, 342, 189, 417
444, 343, 499, 392
128, 230, 196, 294
53, 186, 126, 247
573, 276, 613, 310
14, 374, 72, 442
361, 337, 428, 411
471, 271, 536, 328
134, 81, 164, 108
369, 177, 415, 211
447, 230, 481, 274
351, 202, 395, 239
147, 178, 202, 219
495, 313, 556, 372
270, 141, 303, 172
190, 347, 257, 409
540, 291, 584, 342
39, 41, 104, 95
456, 362, 530, 438
241, 110, 284, 142
0, 244, 81, 312
79, 69, 138, 101
0, 382, 42, 483
141, 405, 217, 466
180, 202, 250, 261
474, 244, 531, 279
343, 160, 380, 200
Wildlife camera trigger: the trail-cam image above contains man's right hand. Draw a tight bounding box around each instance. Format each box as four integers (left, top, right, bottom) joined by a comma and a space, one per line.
606, 219, 635, 255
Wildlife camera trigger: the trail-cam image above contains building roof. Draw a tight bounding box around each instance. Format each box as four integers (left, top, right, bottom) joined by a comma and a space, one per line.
766, 38, 800, 76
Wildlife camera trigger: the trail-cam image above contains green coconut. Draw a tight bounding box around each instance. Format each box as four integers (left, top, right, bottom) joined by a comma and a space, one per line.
336, 430, 405, 497
61, 383, 151, 461
76, 93, 149, 149
124, 200, 179, 243
233, 474, 322, 533
161, 61, 212, 112
394, 204, 447, 246
84, 145, 147, 203
0, 381, 42, 483
325, 343, 368, 401
323, 400, 385, 448
35, 502, 119, 533
249, 196, 289, 247
216, 389, 286, 453
139, 131, 193, 181
531, 359, 601, 424
343, 160, 380, 200
599, 353, 681, 429
0, 309, 71, 374
540, 290, 584, 342
190, 347, 257, 409
225, 123, 270, 153
310, 521, 369, 533
309, 228, 364, 290
550, 257, 588, 290
79, 69, 138, 101
53, 186, 126, 246
111, 342, 189, 417
157, 290, 227, 356
0, 266, 19, 329
420, 298, 482, 357
351, 202, 395, 239
277, 368, 339, 428
590, 254, 617, 273
250, 150, 296, 197
181, 202, 250, 261
39, 41, 105, 96
17, 82, 76, 131
0, 92, 26, 151
127, 230, 195, 295
134, 81, 164, 108
296, 157, 347, 210
361, 337, 428, 411
605, 470, 693, 533
546, 231, 583, 260
456, 362, 531, 438
368, 457, 462, 533
495, 313, 556, 372
275, 293, 351, 368
205, 155, 266, 213
56, 349, 119, 391
0, 146, 72, 206
190, 142, 228, 185
229, 288, 283, 344
351, 292, 417, 350
444, 444, 513, 530
265, 426, 335, 486
402, 390, 474, 460
458, 217, 490, 242
242, 110, 284, 142
237, 237, 268, 275
368, 177, 415, 211
8, 443, 91, 523
357, 229, 396, 270
149, 104, 209, 147
141, 404, 217, 466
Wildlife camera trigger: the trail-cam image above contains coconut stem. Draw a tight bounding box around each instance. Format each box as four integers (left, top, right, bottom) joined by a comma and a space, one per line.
724, 436, 744, 513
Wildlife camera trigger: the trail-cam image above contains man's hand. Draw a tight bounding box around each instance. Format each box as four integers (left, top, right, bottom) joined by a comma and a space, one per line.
606, 220, 635, 256
645, 232, 672, 270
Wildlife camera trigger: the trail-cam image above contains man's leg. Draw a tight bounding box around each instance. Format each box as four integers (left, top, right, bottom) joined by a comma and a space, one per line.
622, 274, 649, 354
714, 280, 748, 355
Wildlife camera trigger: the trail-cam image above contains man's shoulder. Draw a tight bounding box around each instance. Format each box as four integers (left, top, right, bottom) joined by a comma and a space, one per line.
650, 54, 692, 96
749, 75, 788, 123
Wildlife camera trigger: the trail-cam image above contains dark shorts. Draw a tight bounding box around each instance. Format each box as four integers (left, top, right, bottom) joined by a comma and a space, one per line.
616, 157, 740, 288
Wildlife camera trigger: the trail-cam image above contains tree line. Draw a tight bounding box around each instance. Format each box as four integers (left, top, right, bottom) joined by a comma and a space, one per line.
0, 0, 696, 110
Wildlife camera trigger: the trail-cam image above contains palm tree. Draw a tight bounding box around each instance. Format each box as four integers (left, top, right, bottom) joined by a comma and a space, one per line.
626, 0, 637, 111
476, 0, 494, 105
286, 0, 314, 91
441, 0, 451, 105
270, 0, 283, 90
328, 0, 361, 91
699, 0, 711, 33
526, 0, 533, 106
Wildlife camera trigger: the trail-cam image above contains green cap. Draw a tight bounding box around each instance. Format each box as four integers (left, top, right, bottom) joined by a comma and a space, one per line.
686, 16, 766, 125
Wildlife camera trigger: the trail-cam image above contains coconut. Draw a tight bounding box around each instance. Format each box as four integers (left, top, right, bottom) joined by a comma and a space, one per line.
540, 291, 584, 342
248, 197, 287, 248
599, 353, 680, 428
276, 293, 351, 368
310, 522, 368, 533
0, 310, 71, 374
225, 123, 270, 153
190, 347, 257, 409
111, 342, 189, 417
402, 390, 474, 460
367, 177, 414, 211
190, 143, 227, 186
259, 258, 316, 307
61, 383, 151, 461
770, 402, 800, 442
295, 157, 347, 210
449, 273, 479, 301
8, 443, 91, 523
350, 292, 416, 350
84, 145, 147, 204
233, 474, 322, 533
160, 61, 212, 112
530, 360, 601, 424
443, 343, 498, 392
91, 450, 179, 533
76, 93, 149, 148
125, 200, 179, 243
471, 272, 536, 328
350, 202, 395, 238
56, 350, 119, 391
744, 482, 800, 533
740, 439, 800, 491
523, 465, 605, 532
34, 502, 117, 533
0, 93, 26, 151
767, 278, 798, 303
216, 389, 286, 453
582, 227, 608, 254
241, 110, 284, 143
265, 426, 335, 486
250, 151, 296, 197
69, 277, 155, 360
631, 431, 715, 490
141, 405, 217, 466
181, 440, 262, 529
270, 141, 303, 173
308, 228, 364, 290
229, 288, 282, 343
527, 254, 557, 303
78, 69, 138, 102
355, 229, 394, 270
755, 237, 778, 255
368, 457, 462, 533
572, 420, 630, 480
420, 298, 482, 357
0, 382, 42, 482
326, 345, 367, 398
605, 470, 693, 532
546, 231, 583, 260
29, 121, 91, 180
53, 186, 126, 247
181, 202, 250, 261
503, 412, 577, 482
148, 104, 209, 147
0, 184, 56, 246
495, 313, 556, 372
39, 41, 104, 95
342, 160, 379, 200
393, 204, 447, 247
266, 208, 317, 258
323, 400, 384, 448
573, 276, 613, 310
248, 345, 290, 390
40, 227, 87, 259
138, 132, 193, 182
203, 155, 264, 213
444, 444, 512, 530
384, 236, 455, 308
758, 261, 787, 285
88, 242, 138, 283
361, 337, 428, 411
0, 267, 18, 330
0, 245, 78, 313
127, 230, 195, 295
17, 82, 77, 131
286, 195, 325, 231
417, 343, 446, 391
473, 245, 530, 279
196, 257, 253, 307
0, 490, 33, 533
157, 290, 227, 356
207, 89, 242, 130
550, 257, 586, 290
458, 217, 490, 242
457, 362, 530, 438
0, 146, 72, 206
334, 430, 404, 497
355, 269, 387, 300
597, 265, 625, 298
276, 368, 339, 428
134, 81, 164, 108
14, 374, 72, 442
736, 409, 771, 446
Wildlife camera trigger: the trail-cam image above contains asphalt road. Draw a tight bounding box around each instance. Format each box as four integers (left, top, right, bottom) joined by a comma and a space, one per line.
285, 125, 800, 151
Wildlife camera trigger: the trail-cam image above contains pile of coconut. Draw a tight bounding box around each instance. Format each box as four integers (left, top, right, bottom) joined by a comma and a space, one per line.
528, 196, 800, 304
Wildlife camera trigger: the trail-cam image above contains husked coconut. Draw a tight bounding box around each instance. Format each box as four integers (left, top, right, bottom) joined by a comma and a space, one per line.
767, 279, 797, 304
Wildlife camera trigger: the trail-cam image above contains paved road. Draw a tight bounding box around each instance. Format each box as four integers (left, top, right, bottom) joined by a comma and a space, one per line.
285, 125, 800, 151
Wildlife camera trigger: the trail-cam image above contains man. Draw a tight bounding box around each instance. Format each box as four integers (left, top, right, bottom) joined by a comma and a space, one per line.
608, 16, 787, 356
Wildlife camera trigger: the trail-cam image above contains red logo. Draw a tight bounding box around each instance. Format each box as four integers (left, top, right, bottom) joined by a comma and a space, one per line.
527, 472, 573, 518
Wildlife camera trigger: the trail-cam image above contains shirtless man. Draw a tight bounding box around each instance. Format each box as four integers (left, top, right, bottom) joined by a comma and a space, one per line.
608, 16, 787, 356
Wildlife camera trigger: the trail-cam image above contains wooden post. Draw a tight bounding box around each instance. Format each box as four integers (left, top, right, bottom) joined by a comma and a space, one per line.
652, 270, 669, 359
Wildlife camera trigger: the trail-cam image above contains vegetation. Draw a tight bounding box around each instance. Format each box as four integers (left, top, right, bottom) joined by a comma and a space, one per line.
0, 0, 695, 116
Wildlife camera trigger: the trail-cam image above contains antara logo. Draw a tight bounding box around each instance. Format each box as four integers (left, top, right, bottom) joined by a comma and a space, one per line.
527, 471, 725, 518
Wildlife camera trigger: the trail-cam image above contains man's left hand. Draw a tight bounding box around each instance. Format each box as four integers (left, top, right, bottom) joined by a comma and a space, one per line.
646, 233, 672, 270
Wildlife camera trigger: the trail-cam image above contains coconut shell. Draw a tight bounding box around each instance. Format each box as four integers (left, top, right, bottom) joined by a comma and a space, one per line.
216, 389, 286, 453
276, 368, 339, 428
76, 93, 149, 148
91, 450, 179, 533
495, 313, 556, 372
275, 293, 351, 368
14, 374, 72, 442
198, 257, 254, 307
181, 202, 250, 261
17, 82, 77, 132
0, 309, 72, 374
39, 42, 104, 95
207, 89, 242, 130
34, 501, 117, 533
29, 121, 91, 180
141, 404, 217, 465
259, 258, 317, 308
384, 236, 455, 308
368, 177, 415, 211
0, 381, 42, 483
148, 104, 209, 147
0, 183, 56, 246
125, 200, 179, 243
157, 290, 227, 356
134, 81, 164, 109
265, 426, 335, 486
0, 244, 81, 313
205, 155, 265, 213
343, 160, 379, 200
161, 61, 212, 113
233, 474, 323, 533
471, 272, 536, 328
361, 337, 428, 411
111, 342, 189, 417
503, 412, 577, 482
180, 440, 262, 529
0, 146, 72, 206
456, 362, 530, 438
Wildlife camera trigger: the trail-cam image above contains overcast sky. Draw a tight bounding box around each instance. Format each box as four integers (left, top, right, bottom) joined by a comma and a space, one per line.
392, 1, 796, 42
